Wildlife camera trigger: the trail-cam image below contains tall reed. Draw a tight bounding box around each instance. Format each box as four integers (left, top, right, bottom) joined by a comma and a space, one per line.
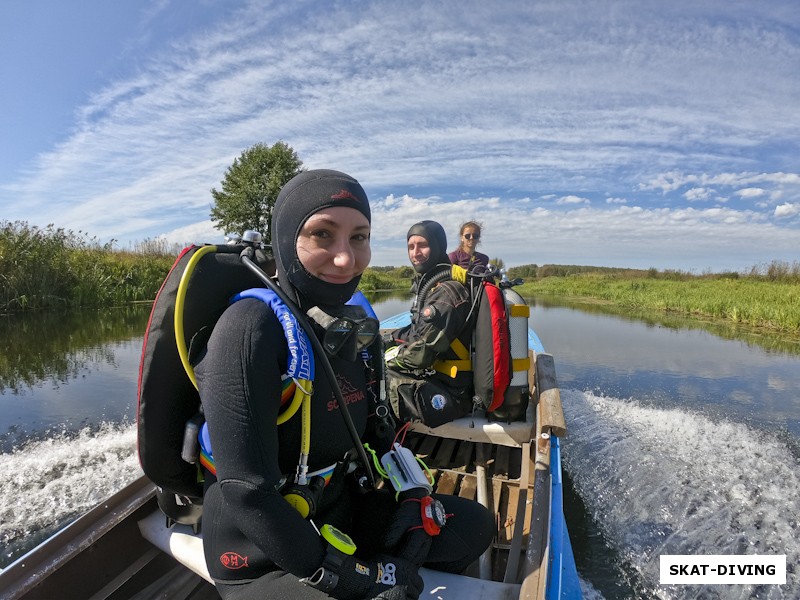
1, 221, 175, 313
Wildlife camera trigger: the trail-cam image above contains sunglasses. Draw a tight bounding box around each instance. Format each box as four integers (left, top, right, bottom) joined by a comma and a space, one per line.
463, 233, 480, 240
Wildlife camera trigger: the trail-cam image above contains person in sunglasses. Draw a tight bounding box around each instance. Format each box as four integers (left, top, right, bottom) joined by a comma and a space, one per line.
384, 220, 477, 428
447, 220, 489, 273
194, 172, 493, 599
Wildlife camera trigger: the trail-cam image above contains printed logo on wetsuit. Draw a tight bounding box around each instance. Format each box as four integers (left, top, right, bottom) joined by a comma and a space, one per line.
327, 374, 365, 411
378, 561, 397, 585
331, 189, 360, 202
220, 551, 249, 570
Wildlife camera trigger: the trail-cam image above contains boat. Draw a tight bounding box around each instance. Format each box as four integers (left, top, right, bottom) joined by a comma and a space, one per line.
0, 313, 582, 600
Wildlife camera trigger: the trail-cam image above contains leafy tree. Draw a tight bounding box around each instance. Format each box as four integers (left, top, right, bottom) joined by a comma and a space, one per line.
210, 141, 303, 243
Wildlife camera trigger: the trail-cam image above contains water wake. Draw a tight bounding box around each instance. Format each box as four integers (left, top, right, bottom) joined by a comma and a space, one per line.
561, 389, 798, 599
0, 422, 142, 568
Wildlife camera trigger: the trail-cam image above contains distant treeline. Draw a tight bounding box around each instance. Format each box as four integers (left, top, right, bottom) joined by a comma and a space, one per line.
3, 221, 798, 333
507, 262, 800, 283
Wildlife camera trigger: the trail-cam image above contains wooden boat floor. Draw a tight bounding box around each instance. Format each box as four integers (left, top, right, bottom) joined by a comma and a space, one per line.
403, 431, 536, 583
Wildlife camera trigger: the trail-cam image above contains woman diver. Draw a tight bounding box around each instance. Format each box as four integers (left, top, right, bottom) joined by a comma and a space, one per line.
194, 170, 494, 599
448, 221, 489, 273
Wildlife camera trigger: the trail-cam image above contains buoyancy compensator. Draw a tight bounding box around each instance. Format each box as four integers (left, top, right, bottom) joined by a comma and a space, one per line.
489, 281, 530, 422
137, 240, 273, 526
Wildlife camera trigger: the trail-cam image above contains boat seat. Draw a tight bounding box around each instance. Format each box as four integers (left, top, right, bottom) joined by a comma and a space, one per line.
138, 509, 522, 599
407, 401, 535, 448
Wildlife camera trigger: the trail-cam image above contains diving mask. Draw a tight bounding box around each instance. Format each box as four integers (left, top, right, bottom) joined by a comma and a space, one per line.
307, 304, 379, 360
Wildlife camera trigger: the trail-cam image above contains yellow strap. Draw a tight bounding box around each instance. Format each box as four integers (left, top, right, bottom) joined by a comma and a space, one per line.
432, 359, 472, 378
509, 304, 530, 317
513, 357, 531, 372
450, 264, 468, 284
432, 336, 472, 377
449, 337, 470, 359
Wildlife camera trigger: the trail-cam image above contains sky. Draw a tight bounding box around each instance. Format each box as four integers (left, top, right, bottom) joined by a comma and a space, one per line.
2, 0, 799, 271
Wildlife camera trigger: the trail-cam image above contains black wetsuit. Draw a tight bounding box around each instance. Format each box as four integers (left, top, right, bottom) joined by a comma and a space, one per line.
390, 270, 474, 397
196, 298, 494, 599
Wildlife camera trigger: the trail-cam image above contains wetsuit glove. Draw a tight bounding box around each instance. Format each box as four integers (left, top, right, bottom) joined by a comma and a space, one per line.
301, 546, 423, 600
383, 489, 435, 566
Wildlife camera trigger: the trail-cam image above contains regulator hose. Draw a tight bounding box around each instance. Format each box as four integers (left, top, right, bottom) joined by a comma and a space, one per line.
414, 265, 453, 313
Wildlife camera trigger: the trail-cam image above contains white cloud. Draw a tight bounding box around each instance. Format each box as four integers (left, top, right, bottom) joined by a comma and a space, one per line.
736, 187, 766, 198
684, 187, 711, 201
774, 203, 800, 218
556, 195, 591, 205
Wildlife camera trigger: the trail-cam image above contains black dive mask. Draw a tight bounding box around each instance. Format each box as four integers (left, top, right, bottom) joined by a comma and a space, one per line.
306, 304, 379, 361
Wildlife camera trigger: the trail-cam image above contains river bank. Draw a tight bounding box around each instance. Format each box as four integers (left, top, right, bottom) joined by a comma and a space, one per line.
516, 273, 800, 334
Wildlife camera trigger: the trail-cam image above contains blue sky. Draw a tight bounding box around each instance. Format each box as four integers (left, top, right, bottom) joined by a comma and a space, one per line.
2, 0, 798, 271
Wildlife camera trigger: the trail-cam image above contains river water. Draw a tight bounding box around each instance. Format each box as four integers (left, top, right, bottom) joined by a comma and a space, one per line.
1, 295, 798, 598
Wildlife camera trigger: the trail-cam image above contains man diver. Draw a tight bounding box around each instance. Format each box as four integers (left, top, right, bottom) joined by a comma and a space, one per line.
384, 220, 475, 428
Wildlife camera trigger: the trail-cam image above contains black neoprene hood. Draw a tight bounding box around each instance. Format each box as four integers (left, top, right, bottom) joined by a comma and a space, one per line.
272, 169, 371, 307
406, 220, 449, 274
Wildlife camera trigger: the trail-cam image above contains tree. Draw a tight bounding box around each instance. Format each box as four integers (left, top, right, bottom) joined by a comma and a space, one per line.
209, 141, 303, 243
489, 256, 505, 270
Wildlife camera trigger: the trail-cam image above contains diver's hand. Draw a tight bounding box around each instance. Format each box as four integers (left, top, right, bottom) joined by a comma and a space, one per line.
383, 489, 435, 566
367, 554, 424, 599
301, 550, 422, 600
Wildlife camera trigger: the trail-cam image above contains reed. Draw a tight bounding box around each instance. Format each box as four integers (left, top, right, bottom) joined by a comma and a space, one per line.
1, 221, 175, 312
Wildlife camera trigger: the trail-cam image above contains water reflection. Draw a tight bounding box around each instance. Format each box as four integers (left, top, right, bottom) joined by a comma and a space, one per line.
528, 302, 800, 439
530, 295, 800, 356
0, 305, 151, 450
0, 304, 152, 393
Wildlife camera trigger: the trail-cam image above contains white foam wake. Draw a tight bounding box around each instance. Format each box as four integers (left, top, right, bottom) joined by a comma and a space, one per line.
0, 422, 143, 567
561, 389, 798, 599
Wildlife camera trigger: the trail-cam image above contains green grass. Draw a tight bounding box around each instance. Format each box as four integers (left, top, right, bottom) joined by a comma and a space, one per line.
516, 272, 800, 334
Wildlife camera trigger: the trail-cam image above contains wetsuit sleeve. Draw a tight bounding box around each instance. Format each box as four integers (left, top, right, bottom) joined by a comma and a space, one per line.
195, 299, 325, 576
393, 280, 470, 370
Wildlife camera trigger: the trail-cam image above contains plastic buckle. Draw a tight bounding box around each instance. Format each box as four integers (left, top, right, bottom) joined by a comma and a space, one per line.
380, 443, 432, 494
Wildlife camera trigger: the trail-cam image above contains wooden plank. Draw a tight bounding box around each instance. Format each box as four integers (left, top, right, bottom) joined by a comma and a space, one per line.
458, 473, 477, 500
491, 478, 504, 519
535, 353, 567, 437
407, 417, 533, 447
434, 438, 458, 469
500, 481, 519, 546
503, 442, 531, 583
519, 430, 552, 599
414, 434, 439, 460
435, 470, 459, 496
